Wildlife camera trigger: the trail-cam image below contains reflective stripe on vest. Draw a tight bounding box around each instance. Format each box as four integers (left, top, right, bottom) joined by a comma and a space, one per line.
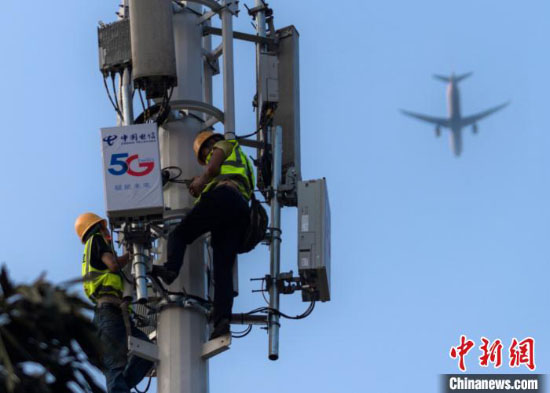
198, 140, 255, 202
81, 234, 123, 302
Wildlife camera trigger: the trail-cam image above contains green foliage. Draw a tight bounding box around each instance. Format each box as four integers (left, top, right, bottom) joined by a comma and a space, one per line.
0, 267, 105, 393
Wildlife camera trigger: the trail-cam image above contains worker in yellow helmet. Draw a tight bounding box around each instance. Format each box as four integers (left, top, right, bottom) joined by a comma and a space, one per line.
75, 213, 153, 393
152, 131, 254, 340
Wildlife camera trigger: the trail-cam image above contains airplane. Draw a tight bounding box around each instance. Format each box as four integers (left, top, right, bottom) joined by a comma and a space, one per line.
400, 72, 509, 156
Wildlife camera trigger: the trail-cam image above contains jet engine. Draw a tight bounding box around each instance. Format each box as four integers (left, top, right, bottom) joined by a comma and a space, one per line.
472, 123, 478, 134
435, 126, 441, 137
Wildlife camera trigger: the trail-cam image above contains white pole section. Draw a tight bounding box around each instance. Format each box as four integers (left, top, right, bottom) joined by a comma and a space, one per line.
221, 0, 236, 139
157, 5, 209, 393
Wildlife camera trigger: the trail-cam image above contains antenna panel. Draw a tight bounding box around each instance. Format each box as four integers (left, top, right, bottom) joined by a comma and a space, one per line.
297, 178, 331, 302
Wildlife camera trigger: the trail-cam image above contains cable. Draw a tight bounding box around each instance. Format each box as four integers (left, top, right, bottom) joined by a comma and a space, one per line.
109, 223, 133, 285
103, 75, 124, 121
260, 278, 269, 305
245, 301, 316, 320
162, 166, 193, 187
205, 241, 214, 303
231, 325, 253, 338
155, 85, 173, 125
111, 73, 123, 119
133, 375, 153, 393
236, 127, 262, 140
138, 89, 147, 121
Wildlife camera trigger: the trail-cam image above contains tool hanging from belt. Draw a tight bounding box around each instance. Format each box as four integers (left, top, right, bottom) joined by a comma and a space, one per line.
120, 299, 133, 347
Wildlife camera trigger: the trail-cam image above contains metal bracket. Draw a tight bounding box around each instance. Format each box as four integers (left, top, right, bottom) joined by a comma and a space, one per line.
170, 99, 224, 124
203, 25, 275, 46
254, 271, 302, 296
226, 0, 239, 15
245, 2, 271, 18
207, 43, 224, 60
200, 116, 221, 131
122, 223, 152, 245
202, 334, 231, 359
231, 313, 268, 326
128, 336, 159, 362
238, 138, 264, 149
158, 295, 212, 316
175, 0, 222, 12
197, 9, 217, 25
279, 166, 298, 206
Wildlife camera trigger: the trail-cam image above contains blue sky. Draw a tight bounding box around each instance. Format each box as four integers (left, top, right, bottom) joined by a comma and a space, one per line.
1, 1, 549, 392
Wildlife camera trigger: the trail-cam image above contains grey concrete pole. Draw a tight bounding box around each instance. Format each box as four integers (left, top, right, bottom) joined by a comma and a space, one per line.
157, 4, 210, 393
268, 126, 282, 360
221, 0, 236, 139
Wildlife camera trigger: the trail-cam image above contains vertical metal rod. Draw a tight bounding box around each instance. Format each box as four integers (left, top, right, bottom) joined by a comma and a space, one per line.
131, 223, 148, 303
203, 19, 213, 107
221, 0, 236, 139
121, 68, 134, 126
268, 125, 283, 360
116, 2, 127, 127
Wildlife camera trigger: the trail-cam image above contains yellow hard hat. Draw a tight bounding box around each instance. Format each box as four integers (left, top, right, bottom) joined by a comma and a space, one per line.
74, 213, 106, 243
193, 131, 223, 165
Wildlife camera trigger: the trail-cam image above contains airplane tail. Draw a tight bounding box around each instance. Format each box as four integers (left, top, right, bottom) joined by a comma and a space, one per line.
433, 72, 473, 84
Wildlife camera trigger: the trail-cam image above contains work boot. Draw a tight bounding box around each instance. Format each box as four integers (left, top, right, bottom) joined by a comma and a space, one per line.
209, 318, 230, 340
151, 265, 178, 285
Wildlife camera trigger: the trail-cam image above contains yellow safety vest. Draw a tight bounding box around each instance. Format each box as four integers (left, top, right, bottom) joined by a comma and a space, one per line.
199, 139, 255, 202
81, 233, 123, 302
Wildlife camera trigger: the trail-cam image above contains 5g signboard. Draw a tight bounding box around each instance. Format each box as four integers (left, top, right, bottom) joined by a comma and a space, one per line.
101, 123, 164, 223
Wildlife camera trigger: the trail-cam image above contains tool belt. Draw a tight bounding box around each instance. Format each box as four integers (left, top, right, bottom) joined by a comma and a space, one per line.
96, 295, 123, 307
215, 179, 240, 193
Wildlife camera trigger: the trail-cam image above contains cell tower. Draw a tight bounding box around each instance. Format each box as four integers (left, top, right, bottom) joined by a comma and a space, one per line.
96, 1, 331, 392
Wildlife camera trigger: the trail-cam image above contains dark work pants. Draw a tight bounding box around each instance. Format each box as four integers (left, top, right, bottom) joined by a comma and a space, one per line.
165, 185, 249, 323
93, 304, 153, 393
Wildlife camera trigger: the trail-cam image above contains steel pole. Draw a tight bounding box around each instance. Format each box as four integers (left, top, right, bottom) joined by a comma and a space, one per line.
131, 223, 148, 303
157, 5, 209, 393
121, 68, 134, 125
221, 0, 236, 139
268, 126, 282, 360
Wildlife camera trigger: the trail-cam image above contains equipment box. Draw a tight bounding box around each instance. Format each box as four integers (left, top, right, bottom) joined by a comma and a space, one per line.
297, 178, 331, 302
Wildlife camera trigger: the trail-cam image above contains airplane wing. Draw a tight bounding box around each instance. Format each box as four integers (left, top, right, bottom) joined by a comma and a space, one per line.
400, 109, 449, 127
460, 102, 509, 127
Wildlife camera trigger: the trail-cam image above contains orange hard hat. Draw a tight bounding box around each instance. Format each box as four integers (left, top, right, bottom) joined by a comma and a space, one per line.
74, 213, 106, 243
193, 131, 223, 165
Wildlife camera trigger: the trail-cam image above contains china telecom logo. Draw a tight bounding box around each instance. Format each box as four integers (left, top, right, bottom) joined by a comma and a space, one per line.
108, 153, 154, 177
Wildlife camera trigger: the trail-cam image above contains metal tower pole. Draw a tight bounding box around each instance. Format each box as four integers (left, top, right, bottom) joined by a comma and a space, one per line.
268, 126, 282, 360
221, 0, 236, 139
118, 1, 135, 301
156, 4, 209, 393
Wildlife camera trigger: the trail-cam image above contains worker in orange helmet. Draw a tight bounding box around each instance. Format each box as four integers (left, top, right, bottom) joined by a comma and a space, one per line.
75, 212, 153, 393
152, 131, 254, 340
